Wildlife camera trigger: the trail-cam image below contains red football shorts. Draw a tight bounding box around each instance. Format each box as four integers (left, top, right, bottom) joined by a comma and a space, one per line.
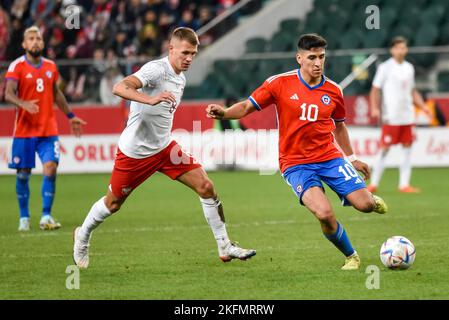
109, 140, 201, 199
380, 124, 415, 147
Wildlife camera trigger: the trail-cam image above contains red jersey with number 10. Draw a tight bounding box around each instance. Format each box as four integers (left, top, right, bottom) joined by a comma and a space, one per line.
249, 70, 345, 173
5, 55, 59, 137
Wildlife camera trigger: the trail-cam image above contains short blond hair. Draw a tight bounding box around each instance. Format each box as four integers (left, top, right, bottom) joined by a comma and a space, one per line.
23, 26, 42, 39
170, 27, 199, 46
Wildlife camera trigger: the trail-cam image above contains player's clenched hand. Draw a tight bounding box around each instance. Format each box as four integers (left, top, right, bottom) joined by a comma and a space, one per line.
206, 104, 225, 119
70, 116, 87, 137
371, 108, 380, 122
148, 91, 177, 106
21, 99, 39, 114
352, 160, 371, 180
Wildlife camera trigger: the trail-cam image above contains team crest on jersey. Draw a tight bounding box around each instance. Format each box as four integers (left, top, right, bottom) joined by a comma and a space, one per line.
46, 71, 52, 79
321, 94, 331, 105
296, 184, 303, 193
13, 156, 21, 164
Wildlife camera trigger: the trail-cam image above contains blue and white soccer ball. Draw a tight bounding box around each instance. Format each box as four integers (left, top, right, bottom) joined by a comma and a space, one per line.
380, 236, 416, 270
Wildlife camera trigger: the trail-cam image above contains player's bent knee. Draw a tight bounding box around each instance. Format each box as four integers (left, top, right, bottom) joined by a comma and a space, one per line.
43, 162, 58, 176
107, 202, 122, 214
315, 208, 335, 223
104, 195, 124, 214
355, 202, 374, 213
196, 179, 215, 198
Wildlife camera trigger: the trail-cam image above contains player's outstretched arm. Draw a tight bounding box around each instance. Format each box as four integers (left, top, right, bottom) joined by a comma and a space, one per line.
112, 75, 176, 106
206, 100, 256, 120
53, 82, 87, 137
5, 80, 39, 113
334, 121, 371, 180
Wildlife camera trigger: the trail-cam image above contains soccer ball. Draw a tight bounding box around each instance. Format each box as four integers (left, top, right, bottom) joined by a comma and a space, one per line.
379, 236, 416, 270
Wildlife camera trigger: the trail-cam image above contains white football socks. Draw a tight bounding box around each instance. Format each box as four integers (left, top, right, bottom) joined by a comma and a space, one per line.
78, 196, 111, 243
200, 197, 230, 250
399, 147, 412, 188
371, 149, 388, 187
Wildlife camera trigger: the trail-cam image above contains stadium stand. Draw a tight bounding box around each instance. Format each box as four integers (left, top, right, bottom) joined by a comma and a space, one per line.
0, 0, 265, 103
185, 0, 449, 99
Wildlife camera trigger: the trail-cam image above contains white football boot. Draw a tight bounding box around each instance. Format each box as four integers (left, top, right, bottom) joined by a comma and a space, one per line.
73, 227, 90, 269
219, 241, 256, 262
18, 217, 30, 231
39, 215, 62, 230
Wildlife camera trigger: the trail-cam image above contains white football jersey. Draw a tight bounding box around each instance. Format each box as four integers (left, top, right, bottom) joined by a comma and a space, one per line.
372, 57, 416, 125
118, 57, 185, 158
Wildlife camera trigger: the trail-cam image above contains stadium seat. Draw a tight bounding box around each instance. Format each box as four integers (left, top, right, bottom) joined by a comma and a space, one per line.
390, 25, 414, 42
336, 0, 359, 11
438, 21, 449, 45
326, 56, 352, 82
323, 9, 349, 33
412, 24, 439, 46
268, 31, 295, 52
378, 7, 397, 30
419, 4, 447, 26
396, 5, 422, 29
321, 27, 341, 49
300, 9, 327, 35
245, 37, 267, 53
381, 0, 407, 9
338, 28, 364, 49
280, 18, 301, 35
199, 74, 224, 99
256, 59, 283, 83
361, 28, 388, 48
437, 71, 449, 92
313, 0, 336, 10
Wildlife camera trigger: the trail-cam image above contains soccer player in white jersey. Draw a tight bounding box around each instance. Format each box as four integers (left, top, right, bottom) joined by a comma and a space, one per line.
73, 28, 256, 269
368, 37, 430, 193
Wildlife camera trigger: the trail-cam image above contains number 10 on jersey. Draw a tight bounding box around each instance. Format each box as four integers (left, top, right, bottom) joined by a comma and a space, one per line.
299, 103, 318, 122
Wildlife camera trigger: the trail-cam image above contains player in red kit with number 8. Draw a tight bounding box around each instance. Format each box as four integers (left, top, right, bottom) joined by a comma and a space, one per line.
4, 26, 86, 231
207, 34, 388, 270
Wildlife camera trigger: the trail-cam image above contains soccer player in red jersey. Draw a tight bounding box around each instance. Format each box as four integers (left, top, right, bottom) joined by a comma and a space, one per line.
207, 34, 388, 270
4, 26, 86, 231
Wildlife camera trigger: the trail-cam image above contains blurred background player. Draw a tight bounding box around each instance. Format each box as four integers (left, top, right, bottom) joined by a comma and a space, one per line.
4, 26, 86, 231
73, 27, 256, 269
368, 37, 430, 194
207, 33, 388, 270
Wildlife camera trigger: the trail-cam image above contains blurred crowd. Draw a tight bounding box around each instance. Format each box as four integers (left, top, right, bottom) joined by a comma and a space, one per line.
0, 0, 260, 103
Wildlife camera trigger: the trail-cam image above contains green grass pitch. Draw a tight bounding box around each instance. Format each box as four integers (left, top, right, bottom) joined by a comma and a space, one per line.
1, 168, 449, 299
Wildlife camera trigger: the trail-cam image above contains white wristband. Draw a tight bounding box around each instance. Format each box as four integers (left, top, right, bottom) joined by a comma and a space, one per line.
347, 154, 358, 162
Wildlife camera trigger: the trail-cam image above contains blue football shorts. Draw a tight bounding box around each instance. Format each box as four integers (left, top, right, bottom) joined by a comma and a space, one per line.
8, 136, 60, 169
282, 157, 366, 206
